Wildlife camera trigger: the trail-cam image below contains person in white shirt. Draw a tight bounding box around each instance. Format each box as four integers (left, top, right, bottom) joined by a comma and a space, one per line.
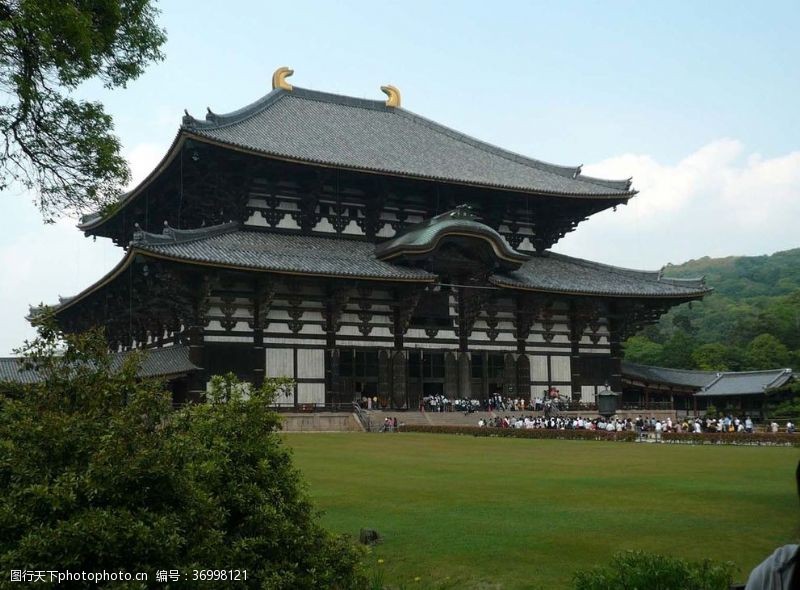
654, 420, 663, 442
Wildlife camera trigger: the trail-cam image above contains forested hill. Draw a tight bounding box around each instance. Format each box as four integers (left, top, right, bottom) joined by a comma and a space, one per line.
624, 248, 800, 371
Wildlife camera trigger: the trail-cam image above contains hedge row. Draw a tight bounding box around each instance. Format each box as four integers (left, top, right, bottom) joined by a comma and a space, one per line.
662, 431, 799, 446
398, 424, 637, 442
397, 425, 800, 446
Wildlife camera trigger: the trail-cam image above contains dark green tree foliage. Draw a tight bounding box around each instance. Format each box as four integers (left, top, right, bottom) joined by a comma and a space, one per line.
0, 0, 166, 220
0, 325, 366, 589
624, 248, 800, 371
572, 550, 736, 590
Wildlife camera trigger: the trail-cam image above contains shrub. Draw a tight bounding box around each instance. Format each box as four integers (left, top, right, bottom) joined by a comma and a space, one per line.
662, 431, 798, 446
399, 424, 637, 442
0, 324, 367, 589
571, 550, 736, 590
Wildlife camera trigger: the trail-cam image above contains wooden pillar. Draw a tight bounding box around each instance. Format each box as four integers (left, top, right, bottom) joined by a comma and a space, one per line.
458, 352, 472, 398
607, 313, 624, 394
503, 353, 516, 397
252, 327, 265, 388
378, 350, 393, 407
392, 351, 408, 408
516, 354, 531, 402
187, 324, 206, 402
444, 351, 458, 399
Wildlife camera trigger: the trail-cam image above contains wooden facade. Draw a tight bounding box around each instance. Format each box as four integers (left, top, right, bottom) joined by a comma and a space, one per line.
46, 78, 709, 408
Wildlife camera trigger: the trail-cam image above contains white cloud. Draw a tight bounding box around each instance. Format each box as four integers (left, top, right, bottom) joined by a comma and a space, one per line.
125, 142, 168, 188
555, 139, 800, 268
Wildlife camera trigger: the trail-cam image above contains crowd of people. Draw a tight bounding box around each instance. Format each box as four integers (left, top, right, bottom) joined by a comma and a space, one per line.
421, 392, 578, 414
478, 415, 632, 432
475, 413, 797, 437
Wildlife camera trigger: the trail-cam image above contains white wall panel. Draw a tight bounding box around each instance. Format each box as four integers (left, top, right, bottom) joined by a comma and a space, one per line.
297, 349, 325, 379
266, 348, 294, 378
531, 355, 548, 382
550, 356, 571, 382
298, 383, 326, 404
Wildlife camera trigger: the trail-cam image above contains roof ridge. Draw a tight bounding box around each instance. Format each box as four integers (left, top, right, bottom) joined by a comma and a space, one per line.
623, 362, 716, 375
716, 368, 792, 377
131, 221, 239, 247
547, 252, 709, 290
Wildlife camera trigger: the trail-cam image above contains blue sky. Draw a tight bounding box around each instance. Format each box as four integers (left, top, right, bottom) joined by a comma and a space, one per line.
2, 0, 799, 354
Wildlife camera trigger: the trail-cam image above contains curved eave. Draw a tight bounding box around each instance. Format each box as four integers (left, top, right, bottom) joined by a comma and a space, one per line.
48, 249, 139, 317
182, 132, 636, 200
78, 132, 187, 233
488, 276, 713, 300
377, 229, 528, 266
80, 130, 634, 237
50, 248, 437, 318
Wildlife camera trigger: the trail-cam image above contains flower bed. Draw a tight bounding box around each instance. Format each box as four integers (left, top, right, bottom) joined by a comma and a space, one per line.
398, 424, 637, 442
662, 431, 799, 446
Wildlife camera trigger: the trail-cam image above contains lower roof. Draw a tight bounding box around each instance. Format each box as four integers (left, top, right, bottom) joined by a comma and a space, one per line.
130, 224, 709, 298
0, 345, 199, 385
44, 223, 709, 320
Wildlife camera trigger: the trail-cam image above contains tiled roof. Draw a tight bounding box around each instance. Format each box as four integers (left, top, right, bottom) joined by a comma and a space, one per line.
696, 369, 793, 397
622, 362, 794, 396
493, 253, 709, 298
129, 223, 707, 298
0, 346, 199, 385
182, 87, 634, 197
134, 224, 436, 282
622, 362, 717, 388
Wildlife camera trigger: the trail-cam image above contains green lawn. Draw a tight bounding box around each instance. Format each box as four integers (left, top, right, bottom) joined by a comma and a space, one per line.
284, 433, 799, 589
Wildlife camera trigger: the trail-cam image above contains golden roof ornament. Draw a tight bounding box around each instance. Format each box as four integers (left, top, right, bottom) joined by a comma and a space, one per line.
272, 67, 294, 91
380, 85, 401, 108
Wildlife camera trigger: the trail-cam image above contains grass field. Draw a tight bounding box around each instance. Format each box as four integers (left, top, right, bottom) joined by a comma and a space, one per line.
285, 432, 799, 589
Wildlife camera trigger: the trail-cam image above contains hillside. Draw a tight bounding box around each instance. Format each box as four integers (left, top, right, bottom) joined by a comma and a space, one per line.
625, 248, 800, 371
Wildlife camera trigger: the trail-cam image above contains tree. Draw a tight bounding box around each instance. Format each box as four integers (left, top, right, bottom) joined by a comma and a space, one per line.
0, 1, 166, 221
0, 325, 367, 589
623, 335, 664, 365
745, 333, 791, 370
660, 331, 697, 369
692, 343, 732, 371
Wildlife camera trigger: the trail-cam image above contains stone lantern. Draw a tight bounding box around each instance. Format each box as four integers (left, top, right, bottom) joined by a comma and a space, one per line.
596, 389, 620, 419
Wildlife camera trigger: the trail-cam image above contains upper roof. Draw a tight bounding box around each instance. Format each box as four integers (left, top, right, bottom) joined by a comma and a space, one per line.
180, 85, 634, 198
0, 345, 199, 385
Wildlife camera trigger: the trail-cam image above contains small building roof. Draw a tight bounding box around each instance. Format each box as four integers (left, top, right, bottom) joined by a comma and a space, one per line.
622, 362, 718, 389
180, 86, 634, 198
0, 345, 199, 385
695, 368, 794, 397
622, 362, 794, 396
